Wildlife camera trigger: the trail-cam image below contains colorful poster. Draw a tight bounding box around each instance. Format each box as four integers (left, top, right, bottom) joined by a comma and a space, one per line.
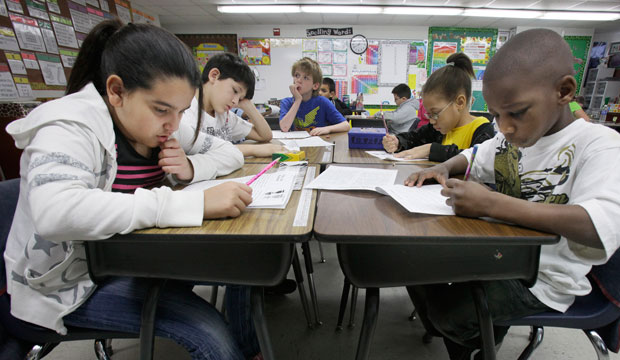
462, 37, 491, 62
365, 43, 379, 65
194, 42, 226, 72
564, 36, 592, 93
351, 74, 378, 95
334, 80, 348, 100
431, 42, 457, 73
409, 41, 427, 68
238, 38, 270, 65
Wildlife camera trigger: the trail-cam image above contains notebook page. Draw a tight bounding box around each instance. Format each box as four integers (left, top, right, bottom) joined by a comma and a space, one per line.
304, 166, 397, 191
375, 184, 454, 215
366, 151, 427, 162
271, 130, 311, 139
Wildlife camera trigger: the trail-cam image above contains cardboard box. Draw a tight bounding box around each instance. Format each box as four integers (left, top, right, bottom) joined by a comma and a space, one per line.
348, 127, 386, 149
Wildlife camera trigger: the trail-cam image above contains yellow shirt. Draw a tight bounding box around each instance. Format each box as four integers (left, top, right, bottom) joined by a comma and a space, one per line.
442, 116, 490, 149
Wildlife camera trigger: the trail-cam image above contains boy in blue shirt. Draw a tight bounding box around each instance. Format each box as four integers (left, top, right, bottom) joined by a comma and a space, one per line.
405, 28, 620, 359
279, 57, 350, 135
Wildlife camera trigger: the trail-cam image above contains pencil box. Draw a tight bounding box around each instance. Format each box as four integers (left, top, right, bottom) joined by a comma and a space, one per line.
348, 127, 386, 150
272, 151, 306, 161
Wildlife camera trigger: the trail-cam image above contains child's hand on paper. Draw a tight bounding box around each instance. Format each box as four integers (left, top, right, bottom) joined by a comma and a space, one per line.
404, 164, 449, 187
289, 84, 302, 102
159, 138, 193, 181
382, 135, 399, 153
393, 144, 431, 160
441, 179, 493, 218
253, 143, 287, 157
310, 127, 330, 136
203, 182, 253, 219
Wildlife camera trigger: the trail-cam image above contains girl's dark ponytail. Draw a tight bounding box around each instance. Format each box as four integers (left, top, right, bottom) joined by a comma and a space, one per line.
422, 52, 474, 105
65, 19, 123, 95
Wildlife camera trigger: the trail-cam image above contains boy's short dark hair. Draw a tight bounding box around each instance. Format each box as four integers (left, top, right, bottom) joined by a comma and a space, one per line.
202, 53, 255, 100
322, 77, 336, 93
392, 84, 411, 99
575, 95, 586, 106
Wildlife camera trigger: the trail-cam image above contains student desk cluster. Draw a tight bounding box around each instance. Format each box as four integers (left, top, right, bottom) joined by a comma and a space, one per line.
86, 131, 559, 360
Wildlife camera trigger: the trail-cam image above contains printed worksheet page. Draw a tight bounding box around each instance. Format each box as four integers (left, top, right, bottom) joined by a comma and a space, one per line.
304, 166, 397, 191
375, 184, 454, 215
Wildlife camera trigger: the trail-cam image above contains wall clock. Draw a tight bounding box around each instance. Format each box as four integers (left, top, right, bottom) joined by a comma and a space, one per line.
350, 34, 368, 55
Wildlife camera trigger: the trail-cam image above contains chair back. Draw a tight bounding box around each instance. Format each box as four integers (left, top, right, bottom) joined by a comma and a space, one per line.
0, 179, 20, 292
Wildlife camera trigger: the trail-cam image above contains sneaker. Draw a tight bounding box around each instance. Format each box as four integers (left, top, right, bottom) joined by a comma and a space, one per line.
265, 279, 297, 295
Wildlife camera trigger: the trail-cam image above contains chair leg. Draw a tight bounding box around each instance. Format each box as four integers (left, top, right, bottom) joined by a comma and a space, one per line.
348, 286, 359, 329
583, 329, 610, 360
94, 339, 113, 360
516, 326, 544, 360
336, 278, 352, 331
26, 343, 58, 360
292, 247, 314, 328
408, 309, 416, 321
210, 285, 219, 306
317, 242, 326, 263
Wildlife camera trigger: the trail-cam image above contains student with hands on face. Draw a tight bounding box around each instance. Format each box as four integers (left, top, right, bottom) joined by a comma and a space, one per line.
182, 52, 285, 158
279, 57, 351, 136
405, 29, 620, 360
382, 53, 494, 161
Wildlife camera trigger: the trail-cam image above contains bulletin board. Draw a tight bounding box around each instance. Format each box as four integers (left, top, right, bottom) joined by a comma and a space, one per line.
249, 37, 428, 108
176, 34, 237, 74
0, 0, 154, 102
427, 27, 498, 112
564, 35, 592, 94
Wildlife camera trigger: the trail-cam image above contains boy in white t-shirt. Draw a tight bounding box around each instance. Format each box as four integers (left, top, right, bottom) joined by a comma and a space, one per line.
403, 29, 620, 359
183, 53, 284, 157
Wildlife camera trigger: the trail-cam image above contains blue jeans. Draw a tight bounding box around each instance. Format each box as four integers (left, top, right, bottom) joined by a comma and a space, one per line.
63, 277, 259, 360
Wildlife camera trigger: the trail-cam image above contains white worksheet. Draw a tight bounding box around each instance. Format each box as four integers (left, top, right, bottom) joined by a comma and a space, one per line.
375, 184, 454, 215
304, 166, 397, 191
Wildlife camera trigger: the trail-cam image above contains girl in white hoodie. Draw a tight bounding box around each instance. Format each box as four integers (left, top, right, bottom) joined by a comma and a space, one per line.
5, 19, 260, 359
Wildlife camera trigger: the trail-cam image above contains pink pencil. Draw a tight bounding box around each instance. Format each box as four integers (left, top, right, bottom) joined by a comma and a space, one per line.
246, 158, 281, 185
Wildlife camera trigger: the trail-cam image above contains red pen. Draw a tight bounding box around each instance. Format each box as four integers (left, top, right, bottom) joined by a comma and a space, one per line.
246, 158, 281, 185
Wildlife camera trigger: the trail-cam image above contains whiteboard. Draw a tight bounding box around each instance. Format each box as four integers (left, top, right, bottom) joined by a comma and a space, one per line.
249, 38, 427, 106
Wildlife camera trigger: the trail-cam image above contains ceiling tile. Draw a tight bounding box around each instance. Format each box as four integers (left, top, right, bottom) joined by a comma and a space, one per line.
165, 5, 210, 16
568, 1, 620, 11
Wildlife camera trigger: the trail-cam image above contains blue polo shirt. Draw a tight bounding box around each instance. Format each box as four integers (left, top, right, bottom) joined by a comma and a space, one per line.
279, 95, 346, 131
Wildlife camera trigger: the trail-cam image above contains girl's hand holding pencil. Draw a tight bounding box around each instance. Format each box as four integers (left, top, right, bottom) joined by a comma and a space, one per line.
203, 182, 253, 219
382, 134, 399, 153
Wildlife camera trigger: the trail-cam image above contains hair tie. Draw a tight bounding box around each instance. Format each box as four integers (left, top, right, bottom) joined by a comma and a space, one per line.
446, 62, 455, 66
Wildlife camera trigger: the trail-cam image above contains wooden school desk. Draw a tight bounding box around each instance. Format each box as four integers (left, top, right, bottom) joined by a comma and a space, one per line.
330, 131, 436, 165
85, 164, 319, 360
313, 164, 559, 360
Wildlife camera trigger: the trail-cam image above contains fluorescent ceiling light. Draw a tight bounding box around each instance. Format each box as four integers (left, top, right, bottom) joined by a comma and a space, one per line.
463, 9, 542, 19
217, 5, 300, 13
301, 6, 382, 14
384, 7, 463, 16
542, 11, 620, 21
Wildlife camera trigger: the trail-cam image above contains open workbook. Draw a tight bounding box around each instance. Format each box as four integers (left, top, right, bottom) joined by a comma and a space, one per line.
182, 170, 297, 209
304, 166, 454, 215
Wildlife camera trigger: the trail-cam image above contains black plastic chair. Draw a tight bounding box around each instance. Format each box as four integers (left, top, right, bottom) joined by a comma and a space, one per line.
497, 251, 620, 360
0, 178, 137, 359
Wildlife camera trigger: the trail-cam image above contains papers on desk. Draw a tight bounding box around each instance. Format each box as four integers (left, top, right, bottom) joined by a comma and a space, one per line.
271, 130, 311, 139
366, 151, 427, 162
182, 170, 297, 209
375, 184, 454, 215
304, 166, 397, 191
278, 137, 334, 148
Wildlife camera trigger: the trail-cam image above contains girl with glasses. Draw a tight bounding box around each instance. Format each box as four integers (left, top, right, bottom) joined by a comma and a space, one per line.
382, 53, 494, 161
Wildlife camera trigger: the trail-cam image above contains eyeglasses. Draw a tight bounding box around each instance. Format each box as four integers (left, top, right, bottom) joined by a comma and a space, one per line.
424, 101, 453, 121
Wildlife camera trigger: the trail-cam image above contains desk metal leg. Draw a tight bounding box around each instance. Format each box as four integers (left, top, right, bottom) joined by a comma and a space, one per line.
355, 287, 379, 360
251, 287, 275, 360
140, 279, 166, 360
301, 242, 322, 326
348, 286, 359, 329
317, 242, 326, 263
292, 248, 314, 328
472, 282, 496, 360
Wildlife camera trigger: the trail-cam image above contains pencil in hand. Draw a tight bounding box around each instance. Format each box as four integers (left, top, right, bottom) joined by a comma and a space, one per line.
463, 144, 479, 181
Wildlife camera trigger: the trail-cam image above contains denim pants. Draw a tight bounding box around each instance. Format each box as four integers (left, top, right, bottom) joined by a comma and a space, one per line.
407, 280, 551, 360
63, 277, 260, 360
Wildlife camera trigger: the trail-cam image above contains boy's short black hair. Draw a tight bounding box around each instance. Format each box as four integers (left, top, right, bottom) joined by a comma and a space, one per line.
322, 77, 336, 92
392, 84, 411, 99
202, 52, 255, 100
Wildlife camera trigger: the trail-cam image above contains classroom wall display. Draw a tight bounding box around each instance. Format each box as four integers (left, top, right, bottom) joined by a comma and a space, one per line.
239, 37, 271, 65
377, 41, 409, 86
0, 0, 135, 101
564, 35, 592, 94
249, 36, 427, 106
427, 27, 498, 112
409, 40, 427, 68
